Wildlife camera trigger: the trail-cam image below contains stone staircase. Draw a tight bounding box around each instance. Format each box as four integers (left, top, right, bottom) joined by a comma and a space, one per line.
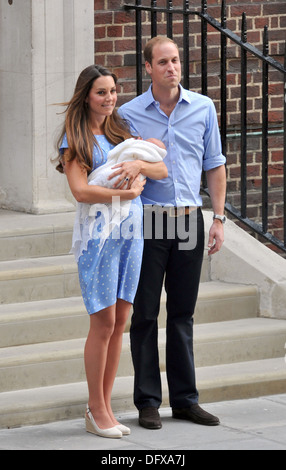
0, 209, 286, 429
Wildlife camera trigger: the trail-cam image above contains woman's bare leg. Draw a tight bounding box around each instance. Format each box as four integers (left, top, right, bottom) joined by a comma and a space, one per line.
104, 299, 131, 424
84, 304, 116, 429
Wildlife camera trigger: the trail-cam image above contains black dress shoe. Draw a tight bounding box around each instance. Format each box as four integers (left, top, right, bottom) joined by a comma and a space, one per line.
139, 407, 162, 429
172, 404, 220, 426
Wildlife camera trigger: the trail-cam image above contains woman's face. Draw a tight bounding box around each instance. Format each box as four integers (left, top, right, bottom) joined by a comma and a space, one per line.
85, 75, 117, 119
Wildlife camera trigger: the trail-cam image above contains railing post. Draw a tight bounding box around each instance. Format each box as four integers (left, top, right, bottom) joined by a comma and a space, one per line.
151, 0, 157, 38
241, 12, 248, 219
135, 0, 142, 96
201, 0, 207, 95
284, 42, 286, 247
166, 0, 173, 39
220, 0, 227, 158
183, 0, 190, 90
262, 26, 269, 233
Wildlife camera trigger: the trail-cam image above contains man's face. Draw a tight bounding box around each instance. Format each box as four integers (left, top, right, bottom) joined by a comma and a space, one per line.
145, 42, 181, 91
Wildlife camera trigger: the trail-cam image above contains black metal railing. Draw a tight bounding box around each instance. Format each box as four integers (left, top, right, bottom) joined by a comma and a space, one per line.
124, 0, 286, 253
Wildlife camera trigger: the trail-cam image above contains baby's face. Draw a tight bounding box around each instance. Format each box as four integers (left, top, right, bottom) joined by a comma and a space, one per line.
146, 138, 166, 150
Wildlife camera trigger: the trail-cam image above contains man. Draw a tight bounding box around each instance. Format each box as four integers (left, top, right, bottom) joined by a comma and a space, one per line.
119, 36, 226, 429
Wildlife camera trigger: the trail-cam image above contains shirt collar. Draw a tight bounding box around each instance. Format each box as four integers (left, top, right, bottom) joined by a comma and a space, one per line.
144, 84, 191, 109
180, 85, 191, 104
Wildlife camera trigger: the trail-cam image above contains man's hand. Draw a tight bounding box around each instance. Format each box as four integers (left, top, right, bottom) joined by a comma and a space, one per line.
207, 220, 224, 255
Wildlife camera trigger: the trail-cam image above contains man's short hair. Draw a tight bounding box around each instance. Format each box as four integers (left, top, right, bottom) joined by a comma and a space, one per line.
144, 36, 179, 65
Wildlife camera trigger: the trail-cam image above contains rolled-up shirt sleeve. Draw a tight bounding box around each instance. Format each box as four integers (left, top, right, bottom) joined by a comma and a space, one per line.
203, 100, 226, 172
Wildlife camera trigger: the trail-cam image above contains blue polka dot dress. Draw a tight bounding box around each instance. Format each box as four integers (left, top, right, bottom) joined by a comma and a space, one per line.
60, 134, 143, 315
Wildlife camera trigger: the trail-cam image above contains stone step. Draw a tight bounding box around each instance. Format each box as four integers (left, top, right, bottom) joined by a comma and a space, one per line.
0, 255, 81, 304
0, 249, 213, 306
1, 356, 285, 429
0, 297, 88, 348
0, 282, 258, 347
193, 317, 286, 366
0, 210, 75, 261
1, 318, 285, 393
173, 281, 259, 325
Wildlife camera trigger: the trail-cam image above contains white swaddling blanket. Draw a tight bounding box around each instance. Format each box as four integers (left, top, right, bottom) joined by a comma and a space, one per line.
71, 138, 166, 261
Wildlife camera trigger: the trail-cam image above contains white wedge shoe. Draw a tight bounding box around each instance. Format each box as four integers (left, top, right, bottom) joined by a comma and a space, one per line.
116, 424, 131, 435
85, 406, 122, 439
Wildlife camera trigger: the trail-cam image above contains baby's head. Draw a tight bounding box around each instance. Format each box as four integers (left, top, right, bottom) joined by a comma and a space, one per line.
145, 138, 166, 150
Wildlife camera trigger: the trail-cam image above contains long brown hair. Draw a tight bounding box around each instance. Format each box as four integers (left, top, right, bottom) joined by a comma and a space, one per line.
54, 65, 132, 174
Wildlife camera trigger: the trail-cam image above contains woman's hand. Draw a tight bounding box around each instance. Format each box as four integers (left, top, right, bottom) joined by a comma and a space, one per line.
129, 175, 146, 199
108, 161, 142, 189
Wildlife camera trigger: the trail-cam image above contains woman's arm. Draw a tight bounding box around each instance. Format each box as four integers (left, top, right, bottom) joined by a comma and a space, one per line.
64, 154, 145, 204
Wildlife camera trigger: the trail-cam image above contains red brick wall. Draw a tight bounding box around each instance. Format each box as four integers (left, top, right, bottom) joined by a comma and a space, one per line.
94, 1, 286, 103
94, 0, 286, 252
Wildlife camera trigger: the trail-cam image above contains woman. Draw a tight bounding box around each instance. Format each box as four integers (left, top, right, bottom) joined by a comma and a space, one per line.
54, 65, 167, 439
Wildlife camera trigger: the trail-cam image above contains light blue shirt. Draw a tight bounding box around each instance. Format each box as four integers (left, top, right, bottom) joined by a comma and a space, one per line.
119, 84, 226, 207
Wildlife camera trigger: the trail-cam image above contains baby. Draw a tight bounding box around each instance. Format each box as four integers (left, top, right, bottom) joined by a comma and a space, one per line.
71, 137, 167, 260
88, 137, 166, 189
144, 137, 166, 149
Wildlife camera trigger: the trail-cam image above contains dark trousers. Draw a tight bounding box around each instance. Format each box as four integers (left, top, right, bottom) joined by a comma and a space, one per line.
130, 208, 205, 410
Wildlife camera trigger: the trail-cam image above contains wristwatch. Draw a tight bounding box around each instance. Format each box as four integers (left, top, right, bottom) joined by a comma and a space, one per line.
213, 214, 226, 224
